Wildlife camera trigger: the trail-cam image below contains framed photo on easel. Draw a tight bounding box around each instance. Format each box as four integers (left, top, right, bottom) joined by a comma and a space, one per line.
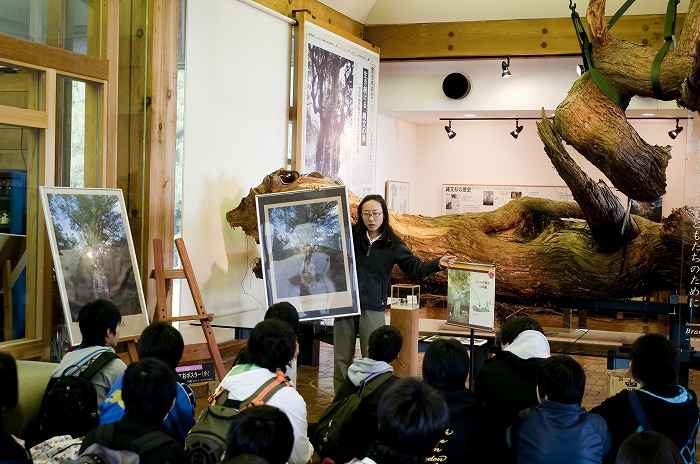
40, 187, 149, 346
447, 262, 496, 331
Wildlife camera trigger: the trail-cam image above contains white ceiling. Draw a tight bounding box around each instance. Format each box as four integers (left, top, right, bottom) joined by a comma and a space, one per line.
318, 0, 688, 24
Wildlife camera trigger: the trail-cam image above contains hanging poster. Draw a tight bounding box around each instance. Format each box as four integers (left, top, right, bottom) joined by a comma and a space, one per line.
442, 184, 574, 214
255, 185, 361, 321
447, 262, 496, 331
293, 15, 379, 197
385, 180, 409, 214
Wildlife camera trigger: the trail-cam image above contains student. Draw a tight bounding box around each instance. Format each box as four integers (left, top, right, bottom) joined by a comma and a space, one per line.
0, 352, 31, 463
217, 319, 313, 464
222, 405, 294, 464
474, 315, 550, 429
334, 194, 455, 390
327, 325, 402, 462
591, 334, 700, 464
100, 321, 196, 442
79, 358, 189, 463
355, 376, 449, 464
422, 338, 507, 464
508, 355, 610, 464
50, 299, 127, 407
615, 431, 684, 464
231, 302, 300, 387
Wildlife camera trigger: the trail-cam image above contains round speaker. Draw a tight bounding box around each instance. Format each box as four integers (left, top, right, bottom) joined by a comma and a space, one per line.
442, 72, 471, 100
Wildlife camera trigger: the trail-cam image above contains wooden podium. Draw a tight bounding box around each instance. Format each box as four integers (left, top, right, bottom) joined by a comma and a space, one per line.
389, 307, 419, 376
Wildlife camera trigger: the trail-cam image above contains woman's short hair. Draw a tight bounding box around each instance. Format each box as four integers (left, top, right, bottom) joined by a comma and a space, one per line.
537, 355, 586, 404
137, 321, 185, 369
368, 325, 403, 363
122, 358, 177, 420
78, 299, 122, 347
248, 319, 296, 373
630, 333, 679, 387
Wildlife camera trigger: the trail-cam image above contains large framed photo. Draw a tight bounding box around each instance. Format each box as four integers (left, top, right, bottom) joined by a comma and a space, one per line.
293, 15, 379, 197
447, 262, 496, 331
255, 185, 360, 321
40, 187, 148, 346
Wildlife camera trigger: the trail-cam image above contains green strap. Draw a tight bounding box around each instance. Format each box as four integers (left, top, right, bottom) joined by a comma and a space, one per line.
608, 0, 637, 30
570, 4, 631, 109
651, 0, 680, 98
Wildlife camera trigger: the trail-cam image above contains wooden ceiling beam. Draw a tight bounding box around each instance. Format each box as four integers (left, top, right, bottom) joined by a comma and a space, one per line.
363, 14, 686, 60
254, 0, 364, 38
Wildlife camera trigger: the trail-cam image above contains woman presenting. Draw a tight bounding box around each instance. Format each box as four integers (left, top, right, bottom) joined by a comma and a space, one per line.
333, 194, 456, 390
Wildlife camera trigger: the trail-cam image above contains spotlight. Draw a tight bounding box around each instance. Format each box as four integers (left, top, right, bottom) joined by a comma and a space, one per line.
576, 64, 586, 76
445, 121, 457, 139
510, 119, 523, 139
501, 57, 511, 78
668, 118, 683, 139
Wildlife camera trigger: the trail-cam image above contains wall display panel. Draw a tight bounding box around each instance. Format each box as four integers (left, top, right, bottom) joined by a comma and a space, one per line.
442, 184, 574, 215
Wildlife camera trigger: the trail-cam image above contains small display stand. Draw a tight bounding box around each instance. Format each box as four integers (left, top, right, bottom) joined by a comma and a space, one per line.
390, 284, 420, 377
391, 284, 420, 309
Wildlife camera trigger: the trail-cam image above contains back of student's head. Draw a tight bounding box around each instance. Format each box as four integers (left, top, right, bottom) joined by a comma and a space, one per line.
376, 377, 449, 463
497, 315, 543, 347
223, 405, 293, 464
536, 355, 585, 405
0, 352, 18, 412
248, 319, 296, 373
368, 325, 403, 362
222, 455, 270, 464
264, 302, 300, 333
630, 333, 679, 388
78, 299, 122, 347
615, 431, 684, 464
422, 338, 470, 391
122, 358, 177, 420
137, 321, 184, 369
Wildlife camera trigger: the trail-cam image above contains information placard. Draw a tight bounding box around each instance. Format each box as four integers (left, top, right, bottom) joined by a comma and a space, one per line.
442, 184, 573, 215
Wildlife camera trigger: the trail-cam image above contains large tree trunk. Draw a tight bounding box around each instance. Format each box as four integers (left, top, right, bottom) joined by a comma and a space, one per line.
227, 170, 691, 305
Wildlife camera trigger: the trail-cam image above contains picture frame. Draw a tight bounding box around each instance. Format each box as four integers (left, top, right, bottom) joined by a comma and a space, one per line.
447, 262, 496, 331
385, 180, 409, 214
292, 15, 380, 198
40, 187, 149, 346
255, 185, 360, 321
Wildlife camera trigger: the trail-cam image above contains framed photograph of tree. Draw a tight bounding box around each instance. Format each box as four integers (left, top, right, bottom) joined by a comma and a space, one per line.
292, 14, 380, 198
447, 262, 496, 331
255, 185, 360, 321
39, 187, 148, 346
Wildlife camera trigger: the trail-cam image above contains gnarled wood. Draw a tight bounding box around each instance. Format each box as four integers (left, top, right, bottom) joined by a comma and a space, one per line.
227, 170, 691, 305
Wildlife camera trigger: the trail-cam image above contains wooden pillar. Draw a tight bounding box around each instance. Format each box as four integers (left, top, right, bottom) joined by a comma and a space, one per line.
390, 307, 419, 377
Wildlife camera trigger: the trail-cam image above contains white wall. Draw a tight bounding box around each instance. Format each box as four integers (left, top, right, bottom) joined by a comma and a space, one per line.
181, 0, 292, 319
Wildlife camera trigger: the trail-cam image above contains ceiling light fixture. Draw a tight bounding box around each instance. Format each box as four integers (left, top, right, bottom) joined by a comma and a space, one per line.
501, 57, 511, 78
669, 118, 684, 139
445, 120, 457, 139
510, 119, 523, 139
576, 64, 586, 76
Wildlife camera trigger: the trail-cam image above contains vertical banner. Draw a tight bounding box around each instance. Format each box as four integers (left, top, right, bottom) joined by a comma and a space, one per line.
293, 15, 380, 197
447, 262, 496, 331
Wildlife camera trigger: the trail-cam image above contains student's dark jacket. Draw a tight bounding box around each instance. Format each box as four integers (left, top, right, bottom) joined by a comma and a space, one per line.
425, 387, 508, 464
353, 226, 441, 312
590, 385, 700, 464
332, 374, 400, 462
79, 415, 189, 464
473, 351, 544, 430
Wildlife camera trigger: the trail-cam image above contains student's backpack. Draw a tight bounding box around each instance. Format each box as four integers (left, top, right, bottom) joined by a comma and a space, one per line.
628, 389, 700, 464
36, 350, 119, 442
185, 369, 291, 464
76, 422, 173, 464
311, 372, 394, 463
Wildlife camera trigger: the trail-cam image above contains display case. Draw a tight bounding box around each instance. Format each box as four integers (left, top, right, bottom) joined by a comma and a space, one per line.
391, 284, 420, 309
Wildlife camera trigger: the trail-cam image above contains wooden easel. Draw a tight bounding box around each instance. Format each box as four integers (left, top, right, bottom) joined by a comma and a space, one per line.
150, 237, 227, 381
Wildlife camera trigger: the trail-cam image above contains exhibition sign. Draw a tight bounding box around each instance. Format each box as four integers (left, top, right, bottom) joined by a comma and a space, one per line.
442, 184, 574, 215
40, 187, 148, 346
447, 262, 496, 331
293, 15, 379, 197
255, 185, 361, 321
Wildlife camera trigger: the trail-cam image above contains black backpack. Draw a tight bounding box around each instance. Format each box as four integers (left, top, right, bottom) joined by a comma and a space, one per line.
37, 350, 119, 441
185, 370, 291, 464
311, 372, 393, 463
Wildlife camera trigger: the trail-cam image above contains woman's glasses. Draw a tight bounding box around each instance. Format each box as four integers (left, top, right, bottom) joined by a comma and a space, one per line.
362, 211, 383, 219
